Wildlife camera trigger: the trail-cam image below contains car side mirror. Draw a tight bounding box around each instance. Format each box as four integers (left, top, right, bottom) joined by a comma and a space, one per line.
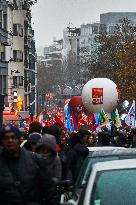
59, 180, 74, 192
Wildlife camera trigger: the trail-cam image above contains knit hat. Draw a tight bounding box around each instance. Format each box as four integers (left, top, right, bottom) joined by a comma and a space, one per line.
36, 134, 56, 154
0, 125, 21, 141
42, 125, 61, 144
28, 133, 42, 144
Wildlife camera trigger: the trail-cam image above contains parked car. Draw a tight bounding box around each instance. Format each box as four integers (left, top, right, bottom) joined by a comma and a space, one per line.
61, 147, 136, 205
80, 159, 136, 205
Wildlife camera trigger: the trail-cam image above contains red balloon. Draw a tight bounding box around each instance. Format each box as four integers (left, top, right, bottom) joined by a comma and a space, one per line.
69, 96, 85, 112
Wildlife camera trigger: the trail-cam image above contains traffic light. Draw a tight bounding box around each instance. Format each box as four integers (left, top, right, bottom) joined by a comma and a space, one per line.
17, 96, 23, 111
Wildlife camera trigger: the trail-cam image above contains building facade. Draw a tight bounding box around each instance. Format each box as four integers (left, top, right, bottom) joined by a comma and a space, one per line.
43, 40, 63, 91
79, 23, 101, 82
63, 27, 80, 56
0, 0, 9, 102
100, 12, 136, 33
28, 30, 37, 115
5, 0, 37, 115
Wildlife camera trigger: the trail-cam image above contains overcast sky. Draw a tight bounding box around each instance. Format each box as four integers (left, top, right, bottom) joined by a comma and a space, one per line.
32, 0, 136, 47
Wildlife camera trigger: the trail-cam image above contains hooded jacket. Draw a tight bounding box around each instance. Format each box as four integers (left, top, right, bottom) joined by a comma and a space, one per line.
67, 143, 89, 183
36, 134, 62, 182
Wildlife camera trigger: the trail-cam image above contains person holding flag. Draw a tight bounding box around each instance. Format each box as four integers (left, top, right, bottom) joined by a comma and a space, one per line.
99, 108, 110, 127
112, 109, 121, 127
125, 100, 135, 128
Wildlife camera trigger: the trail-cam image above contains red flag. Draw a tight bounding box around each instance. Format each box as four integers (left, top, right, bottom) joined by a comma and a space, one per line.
71, 111, 78, 131
91, 113, 96, 125
91, 113, 98, 131
55, 115, 66, 131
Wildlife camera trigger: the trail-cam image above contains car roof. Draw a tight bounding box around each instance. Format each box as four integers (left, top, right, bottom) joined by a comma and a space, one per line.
90, 148, 136, 157
88, 146, 126, 152
92, 159, 136, 172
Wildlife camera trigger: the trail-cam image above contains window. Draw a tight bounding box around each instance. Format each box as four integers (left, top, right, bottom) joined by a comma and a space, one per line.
13, 24, 18, 36
93, 25, 99, 34
0, 11, 3, 28
1, 51, 5, 62
13, 76, 17, 87
0, 44, 5, 62
13, 76, 24, 88
78, 156, 118, 188
19, 26, 23, 37
3, 13, 7, 30
3, 75, 7, 94
13, 24, 23, 37
109, 26, 115, 34
0, 75, 2, 94
13, 50, 24, 62
0, 11, 7, 30
18, 76, 23, 86
91, 169, 136, 205
0, 75, 7, 94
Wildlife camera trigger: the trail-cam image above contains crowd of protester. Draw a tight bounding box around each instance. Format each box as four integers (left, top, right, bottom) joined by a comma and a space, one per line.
0, 121, 136, 204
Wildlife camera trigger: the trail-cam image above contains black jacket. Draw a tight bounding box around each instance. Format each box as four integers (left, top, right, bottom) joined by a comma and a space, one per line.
0, 148, 58, 205
67, 144, 89, 183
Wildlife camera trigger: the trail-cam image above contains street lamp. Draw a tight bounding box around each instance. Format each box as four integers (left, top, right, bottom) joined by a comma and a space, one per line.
8, 70, 21, 112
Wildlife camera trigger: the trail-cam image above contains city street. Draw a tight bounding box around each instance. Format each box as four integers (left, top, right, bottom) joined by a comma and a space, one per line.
0, 0, 136, 204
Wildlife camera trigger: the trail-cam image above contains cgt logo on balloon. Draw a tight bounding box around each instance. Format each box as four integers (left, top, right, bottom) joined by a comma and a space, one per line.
92, 88, 103, 105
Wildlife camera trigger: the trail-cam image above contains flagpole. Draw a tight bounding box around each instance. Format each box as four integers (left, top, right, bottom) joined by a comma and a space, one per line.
125, 100, 136, 128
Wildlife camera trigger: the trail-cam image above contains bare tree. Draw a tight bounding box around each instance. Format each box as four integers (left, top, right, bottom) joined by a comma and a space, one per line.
62, 50, 80, 85
87, 18, 136, 101
37, 58, 63, 94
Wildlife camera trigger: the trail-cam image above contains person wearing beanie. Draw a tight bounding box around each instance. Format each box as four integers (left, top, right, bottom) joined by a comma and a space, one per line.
24, 133, 42, 152
42, 125, 61, 145
0, 125, 58, 204
36, 134, 62, 183
0, 125, 21, 155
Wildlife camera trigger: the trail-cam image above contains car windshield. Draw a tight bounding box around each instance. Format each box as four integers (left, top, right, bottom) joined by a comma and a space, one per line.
79, 156, 118, 187
91, 169, 136, 205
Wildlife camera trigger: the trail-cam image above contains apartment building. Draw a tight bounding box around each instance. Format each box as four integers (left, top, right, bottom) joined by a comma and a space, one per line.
5, 0, 37, 115
100, 12, 136, 33
0, 0, 8, 101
